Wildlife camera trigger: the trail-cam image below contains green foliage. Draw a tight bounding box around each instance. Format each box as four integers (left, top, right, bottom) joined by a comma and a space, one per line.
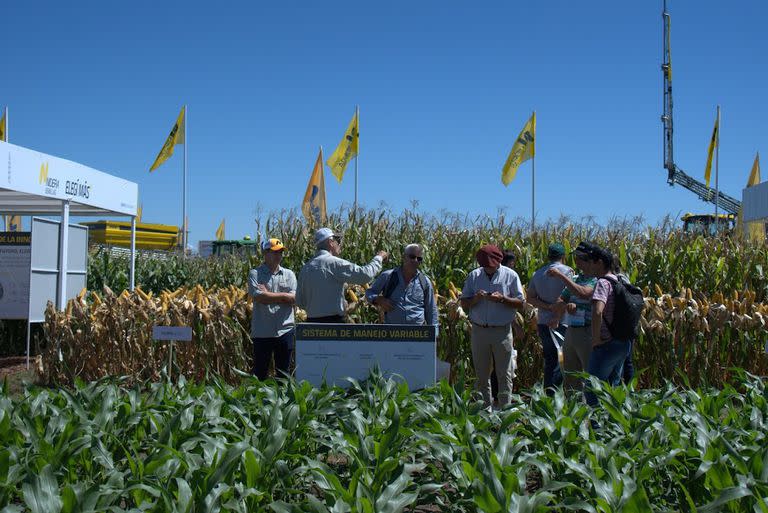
1, 372, 768, 510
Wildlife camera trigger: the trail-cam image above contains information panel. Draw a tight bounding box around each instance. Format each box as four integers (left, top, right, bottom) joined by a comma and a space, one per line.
0, 232, 31, 319
295, 323, 436, 390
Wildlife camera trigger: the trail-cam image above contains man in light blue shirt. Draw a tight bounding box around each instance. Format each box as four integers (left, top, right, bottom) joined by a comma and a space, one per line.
297, 227, 388, 323
248, 238, 297, 380
460, 244, 525, 407
366, 244, 439, 333
527, 242, 574, 393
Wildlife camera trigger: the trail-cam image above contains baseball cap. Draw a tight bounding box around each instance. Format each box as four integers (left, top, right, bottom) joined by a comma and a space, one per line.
548, 242, 566, 259
476, 244, 503, 267
314, 227, 336, 246
262, 238, 285, 251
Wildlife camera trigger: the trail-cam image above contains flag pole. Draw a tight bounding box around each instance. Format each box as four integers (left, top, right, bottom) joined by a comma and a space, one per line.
183, 104, 188, 254
714, 105, 720, 232
354, 105, 359, 216
531, 110, 536, 233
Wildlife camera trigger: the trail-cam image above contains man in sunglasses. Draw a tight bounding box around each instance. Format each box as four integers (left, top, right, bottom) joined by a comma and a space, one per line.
297, 227, 388, 323
365, 244, 438, 332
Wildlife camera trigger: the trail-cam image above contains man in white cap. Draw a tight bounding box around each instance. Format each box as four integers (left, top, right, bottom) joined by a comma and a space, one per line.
248, 237, 297, 380
297, 227, 388, 323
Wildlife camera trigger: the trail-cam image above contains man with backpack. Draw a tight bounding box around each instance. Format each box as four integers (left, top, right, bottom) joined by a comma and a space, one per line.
366, 243, 439, 332
585, 246, 644, 409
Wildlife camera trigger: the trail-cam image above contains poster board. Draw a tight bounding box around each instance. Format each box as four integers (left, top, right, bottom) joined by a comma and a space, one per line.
295, 323, 437, 390
0, 232, 31, 319
28, 217, 88, 323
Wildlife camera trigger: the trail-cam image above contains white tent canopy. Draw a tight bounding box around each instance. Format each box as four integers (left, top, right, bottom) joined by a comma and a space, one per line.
0, 140, 140, 293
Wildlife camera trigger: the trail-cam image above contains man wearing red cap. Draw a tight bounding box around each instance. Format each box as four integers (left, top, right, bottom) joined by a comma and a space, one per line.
460, 244, 526, 408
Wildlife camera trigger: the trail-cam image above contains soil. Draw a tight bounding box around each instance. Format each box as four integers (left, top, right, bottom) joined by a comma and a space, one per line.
0, 356, 40, 395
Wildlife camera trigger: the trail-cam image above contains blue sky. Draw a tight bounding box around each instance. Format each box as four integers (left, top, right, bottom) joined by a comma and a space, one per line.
3, 1, 767, 246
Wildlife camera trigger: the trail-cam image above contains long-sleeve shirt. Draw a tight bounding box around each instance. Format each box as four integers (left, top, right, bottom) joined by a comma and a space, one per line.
296, 250, 383, 318
365, 268, 439, 333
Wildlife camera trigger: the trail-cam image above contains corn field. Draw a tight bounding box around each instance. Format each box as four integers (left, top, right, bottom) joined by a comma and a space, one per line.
41, 280, 768, 389
1, 372, 767, 511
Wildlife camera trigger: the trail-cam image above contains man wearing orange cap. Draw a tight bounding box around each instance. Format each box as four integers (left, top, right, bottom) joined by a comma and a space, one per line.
460, 244, 526, 408
248, 238, 297, 380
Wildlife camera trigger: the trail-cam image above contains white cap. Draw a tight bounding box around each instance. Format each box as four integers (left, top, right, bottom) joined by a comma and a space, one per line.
314, 227, 335, 246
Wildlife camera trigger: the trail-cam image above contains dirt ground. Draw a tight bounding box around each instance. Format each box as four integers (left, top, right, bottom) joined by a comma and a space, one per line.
0, 356, 40, 396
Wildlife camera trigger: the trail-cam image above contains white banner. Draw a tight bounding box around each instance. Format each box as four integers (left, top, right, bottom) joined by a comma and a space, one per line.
0, 232, 31, 319
295, 324, 437, 390
0, 140, 138, 216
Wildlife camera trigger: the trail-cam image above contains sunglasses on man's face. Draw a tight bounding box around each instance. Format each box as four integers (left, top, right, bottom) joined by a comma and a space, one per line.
406, 254, 423, 262
332, 236, 342, 244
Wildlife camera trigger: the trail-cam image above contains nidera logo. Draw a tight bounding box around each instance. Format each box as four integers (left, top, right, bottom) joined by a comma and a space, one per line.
39, 162, 60, 194
39, 162, 49, 184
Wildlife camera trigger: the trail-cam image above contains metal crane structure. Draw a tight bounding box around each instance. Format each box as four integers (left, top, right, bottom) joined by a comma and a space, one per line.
661, 0, 741, 216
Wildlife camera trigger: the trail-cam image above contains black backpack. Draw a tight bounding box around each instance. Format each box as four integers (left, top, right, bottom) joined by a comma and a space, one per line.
599, 275, 644, 340
383, 270, 431, 308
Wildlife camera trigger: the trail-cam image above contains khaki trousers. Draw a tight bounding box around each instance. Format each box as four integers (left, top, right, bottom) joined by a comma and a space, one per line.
470, 324, 516, 407
562, 326, 592, 391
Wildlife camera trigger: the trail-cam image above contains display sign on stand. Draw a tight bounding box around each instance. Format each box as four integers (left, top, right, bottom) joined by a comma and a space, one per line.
295, 323, 437, 390
0, 232, 31, 319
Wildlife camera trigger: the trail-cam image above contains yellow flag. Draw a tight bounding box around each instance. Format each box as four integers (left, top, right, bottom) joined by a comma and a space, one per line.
216, 219, 226, 241
7, 215, 21, 231
501, 112, 536, 185
747, 153, 761, 187
303, 149, 327, 224
326, 111, 359, 182
0, 111, 6, 142
137, 204, 143, 223
704, 115, 718, 188
149, 106, 186, 172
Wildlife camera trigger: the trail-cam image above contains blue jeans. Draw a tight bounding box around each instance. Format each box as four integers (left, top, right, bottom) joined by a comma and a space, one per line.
252, 329, 295, 380
537, 324, 565, 393
584, 338, 631, 407
622, 340, 635, 385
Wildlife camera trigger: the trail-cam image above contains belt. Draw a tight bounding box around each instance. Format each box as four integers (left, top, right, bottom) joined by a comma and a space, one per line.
471, 321, 511, 329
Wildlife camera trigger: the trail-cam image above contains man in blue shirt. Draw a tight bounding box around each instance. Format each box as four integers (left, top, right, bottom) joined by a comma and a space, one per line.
366, 244, 438, 332
527, 242, 574, 394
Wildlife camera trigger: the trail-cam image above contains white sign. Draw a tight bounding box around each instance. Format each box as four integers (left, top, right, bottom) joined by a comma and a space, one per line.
0, 140, 138, 216
0, 232, 31, 319
153, 326, 193, 341
295, 324, 436, 390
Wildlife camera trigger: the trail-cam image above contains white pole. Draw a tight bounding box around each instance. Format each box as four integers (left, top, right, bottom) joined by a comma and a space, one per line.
354, 105, 359, 215
25, 320, 31, 369
714, 105, 720, 232
183, 104, 188, 255
130, 215, 136, 290
58, 201, 70, 310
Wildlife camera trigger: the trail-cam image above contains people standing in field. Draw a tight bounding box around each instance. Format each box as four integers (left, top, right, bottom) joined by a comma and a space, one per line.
546, 241, 599, 391
366, 243, 439, 331
460, 244, 526, 408
247, 238, 297, 380
296, 227, 388, 323
526, 243, 574, 394
584, 246, 632, 408
612, 261, 636, 385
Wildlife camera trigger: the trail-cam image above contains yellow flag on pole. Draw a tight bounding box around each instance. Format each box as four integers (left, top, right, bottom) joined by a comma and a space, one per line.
747, 152, 761, 187
216, 219, 226, 241
501, 112, 536, 185
704, 115, 719, 188
7, 215, 21, 231
326, 111, 359, 182
0, 111, 6, 142
149, 106, 186, 172
303, 149, 327, 224
136, 204, 143, 223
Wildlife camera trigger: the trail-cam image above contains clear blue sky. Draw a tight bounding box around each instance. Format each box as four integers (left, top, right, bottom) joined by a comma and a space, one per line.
3, 1, 767, 246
